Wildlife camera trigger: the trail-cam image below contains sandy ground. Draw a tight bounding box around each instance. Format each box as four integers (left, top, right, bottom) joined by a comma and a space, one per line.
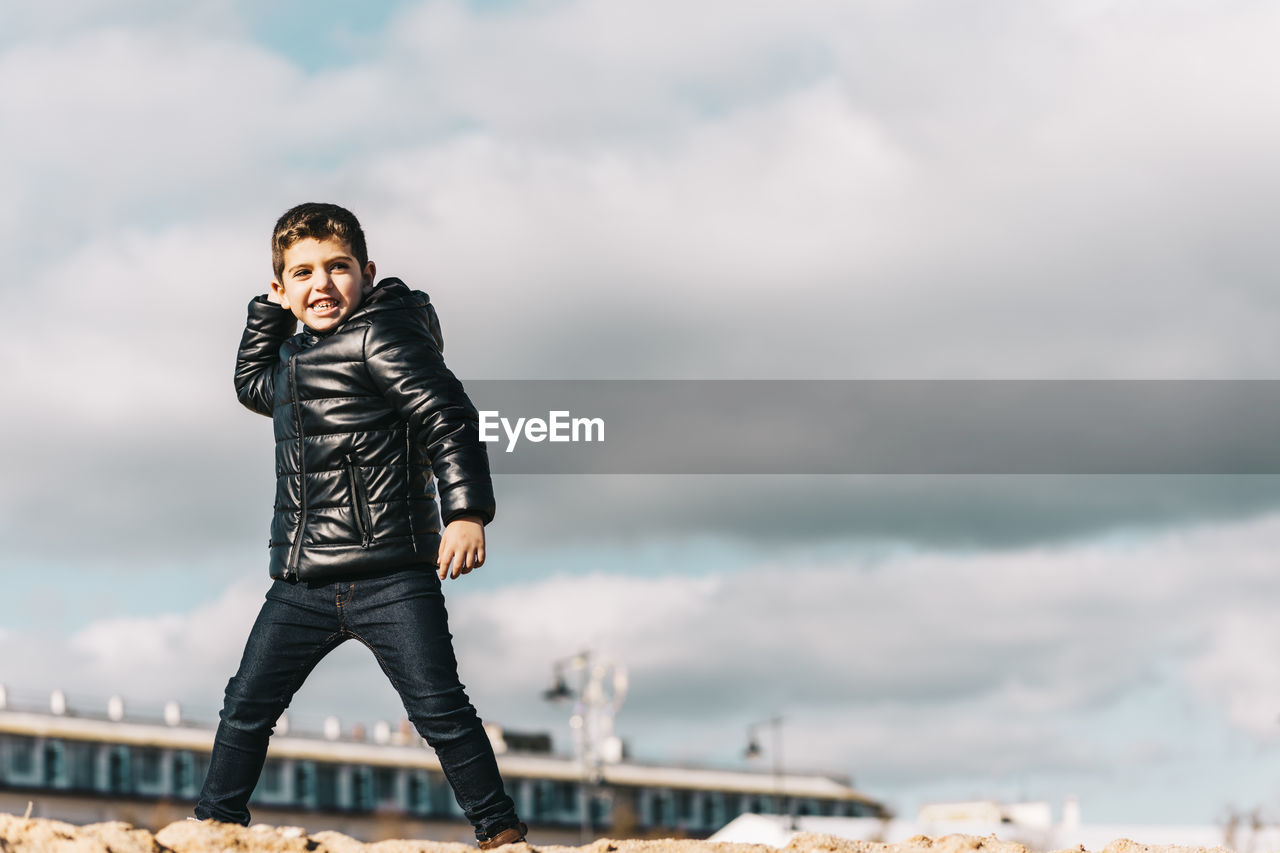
0, 813, 1237, 853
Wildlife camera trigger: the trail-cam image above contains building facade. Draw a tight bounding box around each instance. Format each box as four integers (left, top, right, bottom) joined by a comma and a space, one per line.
0, 703, 884, 844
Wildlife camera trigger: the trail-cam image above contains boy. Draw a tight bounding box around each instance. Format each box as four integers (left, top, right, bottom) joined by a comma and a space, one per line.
194, 203, 527, 849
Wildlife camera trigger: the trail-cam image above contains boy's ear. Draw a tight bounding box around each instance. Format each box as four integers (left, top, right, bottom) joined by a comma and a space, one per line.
269, 279, 289, 308
362, 261, 377, 294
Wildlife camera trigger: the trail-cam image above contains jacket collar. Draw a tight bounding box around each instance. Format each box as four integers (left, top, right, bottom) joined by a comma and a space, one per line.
302, 277, 428, 337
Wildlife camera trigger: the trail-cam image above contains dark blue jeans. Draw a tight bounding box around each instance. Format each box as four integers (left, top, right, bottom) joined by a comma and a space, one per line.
194, 567, 519, 840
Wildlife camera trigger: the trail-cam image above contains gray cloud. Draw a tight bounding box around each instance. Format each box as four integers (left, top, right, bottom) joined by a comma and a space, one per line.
1, 0, 1278, 679
491, 475, 1280, 551
7, 210, 1277, 569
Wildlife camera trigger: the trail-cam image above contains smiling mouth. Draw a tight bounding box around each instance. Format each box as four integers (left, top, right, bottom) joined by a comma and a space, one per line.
311, 299, 339, 313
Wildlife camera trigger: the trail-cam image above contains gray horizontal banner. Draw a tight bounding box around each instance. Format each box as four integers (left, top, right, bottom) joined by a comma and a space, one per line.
463, 380, 1280, 474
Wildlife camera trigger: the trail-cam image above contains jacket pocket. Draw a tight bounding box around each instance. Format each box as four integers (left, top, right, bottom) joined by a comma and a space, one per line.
345, 453, 373, 548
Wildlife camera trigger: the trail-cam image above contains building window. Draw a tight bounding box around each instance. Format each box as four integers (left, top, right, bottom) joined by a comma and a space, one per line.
374, 767, 395, 803
588, 793, 609, 826
295, 762, 315, 807
676, 789, 693, 822
135, 748, 162, 788
108, 747, 132, 794
315, 765, 339, 810
260, 760, 284, 796
723, 794, 741, 821
650, 790, 670, 826
702, 793, 720, 828
171, 751, 194, 796
532, 779, 553, 818
352, 766, 373, 811
43, 740, 64, 785
557, 780, 577, 813
9, 736, 36, 777
407, 773, 424, 814
509, 778, 530, 818
193, 753, 210, 792
67, 742, 96, 791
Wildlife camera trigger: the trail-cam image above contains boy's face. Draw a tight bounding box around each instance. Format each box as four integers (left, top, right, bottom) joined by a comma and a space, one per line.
271, 236, 375, 332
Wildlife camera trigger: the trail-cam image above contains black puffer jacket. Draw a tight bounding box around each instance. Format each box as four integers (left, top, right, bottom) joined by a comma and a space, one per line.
234, 278, 495, 581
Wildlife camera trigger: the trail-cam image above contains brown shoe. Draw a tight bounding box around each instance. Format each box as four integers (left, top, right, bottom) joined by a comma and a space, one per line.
478, 821, 527, 849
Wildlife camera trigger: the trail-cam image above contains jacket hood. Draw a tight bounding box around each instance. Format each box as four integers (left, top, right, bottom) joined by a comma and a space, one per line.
306, 277, 444, 351
356, 277, 428, 315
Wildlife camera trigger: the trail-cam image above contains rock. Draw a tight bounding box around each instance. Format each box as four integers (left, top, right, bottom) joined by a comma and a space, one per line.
0, 812, 167, 853
0, 812, 1244, 853
1098, 841, 1233, 853
156, 817, 328, 852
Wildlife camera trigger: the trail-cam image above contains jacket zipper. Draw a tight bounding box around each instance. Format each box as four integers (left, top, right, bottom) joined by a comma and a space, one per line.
345, 452, 373, 548
285, 354, 306, 578
405, 430, 418, 554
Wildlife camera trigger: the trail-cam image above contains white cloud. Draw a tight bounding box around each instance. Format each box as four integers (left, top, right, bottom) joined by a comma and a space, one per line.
4, 0, 1280, 393
1184, 611, 1280, 738
341, 0, 1280, 379
0, 30, 297, 230
1, 578, 262, 713
445, 512, 1280, 778
0, 3, 236, 46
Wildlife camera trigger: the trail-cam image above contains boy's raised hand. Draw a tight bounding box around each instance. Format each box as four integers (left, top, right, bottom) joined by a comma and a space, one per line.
437, 516, 486, 580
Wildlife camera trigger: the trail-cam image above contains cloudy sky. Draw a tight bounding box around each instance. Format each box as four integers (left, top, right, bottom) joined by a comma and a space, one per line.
3, 0, 1280, 826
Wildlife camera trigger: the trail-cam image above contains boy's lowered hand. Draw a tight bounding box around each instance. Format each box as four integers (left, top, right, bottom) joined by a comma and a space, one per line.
437, 516, 486, 580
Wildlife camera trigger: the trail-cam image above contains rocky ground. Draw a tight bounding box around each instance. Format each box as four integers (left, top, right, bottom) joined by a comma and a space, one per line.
0, 814, 1238, 853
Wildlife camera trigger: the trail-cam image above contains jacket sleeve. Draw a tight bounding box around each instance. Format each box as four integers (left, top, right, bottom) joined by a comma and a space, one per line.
234, 296, 297, 417
363, 307, 496, 526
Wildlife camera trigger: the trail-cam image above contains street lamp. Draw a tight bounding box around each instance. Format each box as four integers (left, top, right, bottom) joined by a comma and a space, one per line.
744, 715, 792, 829
543, 651, 628, 842
542, 661, 576, 703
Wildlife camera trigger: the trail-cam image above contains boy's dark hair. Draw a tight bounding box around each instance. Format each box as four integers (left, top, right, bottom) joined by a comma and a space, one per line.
272, 202, 369, 280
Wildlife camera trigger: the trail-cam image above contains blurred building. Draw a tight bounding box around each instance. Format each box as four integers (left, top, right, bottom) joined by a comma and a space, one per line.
0, 694, 884, 844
